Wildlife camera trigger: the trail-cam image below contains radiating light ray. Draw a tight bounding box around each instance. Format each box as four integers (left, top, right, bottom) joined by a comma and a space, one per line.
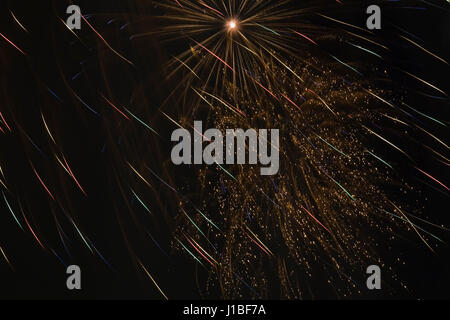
216, 162, 237, 181
315, 134, 351, 159
405, 222, 445, 244
60, 18, 86, 46
0, 177, 8, 191
172, 55, 200, 79
415, 167, 449, 192
192, 39, 234, 71
185, 234, 215, 266
0, 32, 26, 55
131, 188, 153, 214
281, 94, 302, 110
10, 10, 28, 33
362, 125, 413, 161
51, 249, 68, 267
199, 89, 245, 117
80, 13, 134, 66
317, 13, 371, 34
247, 72, 280, 101
182, 208, 207, 239
138, 259, 169, 300
307, 89, 337, 116
406, 212, 450, 231
199, 0, 224, 16
41, 112, 56, 144
330, 54, 363, 76
22, 210, 45, 249
413, 123, 449, 150
55, 154, 71, 176
0, 246, 14, 271
401, 70, 447, 97
300, 204, 331, 234
30, 163, 55, 201
2, 191, 23, 230
245, 226, 274, 256
63, 157, 87, 196
161, 111, 183, 129
347, 42, 382, 59
364, 89, 395, 109
195, 208, 221, 231
422, 144, 450, 165
399, 34, 449, 66
192, 88, 217, 110
244, 230, 271, 256
365, 150, 393, 169
322, 169, 356, 201
0, 111, 11, 132
402, 103, 447, 127
72, 91, 99, 115
125, 107, 160, 135
345, 30, 390, 51
290, 29, 317, 46
262, 48, 304, 83
176, 237, 205, 266
186, 234, 218, 265
70, 218, 93, 253
254, 22, 280, 36
379, 113, 410, 126
127, 162, 154, 190
102, 95, 130, 120
389, 202, 435, 253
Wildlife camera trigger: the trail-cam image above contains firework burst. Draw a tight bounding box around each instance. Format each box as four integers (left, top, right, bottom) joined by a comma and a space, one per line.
0, 0, 448, 299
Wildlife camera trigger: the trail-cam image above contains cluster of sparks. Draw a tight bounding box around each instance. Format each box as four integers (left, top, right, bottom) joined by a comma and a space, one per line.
0, 0, 449, 299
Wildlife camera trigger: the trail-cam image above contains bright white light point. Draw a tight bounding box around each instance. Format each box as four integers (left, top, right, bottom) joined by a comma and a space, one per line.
228, 20, 237, 30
